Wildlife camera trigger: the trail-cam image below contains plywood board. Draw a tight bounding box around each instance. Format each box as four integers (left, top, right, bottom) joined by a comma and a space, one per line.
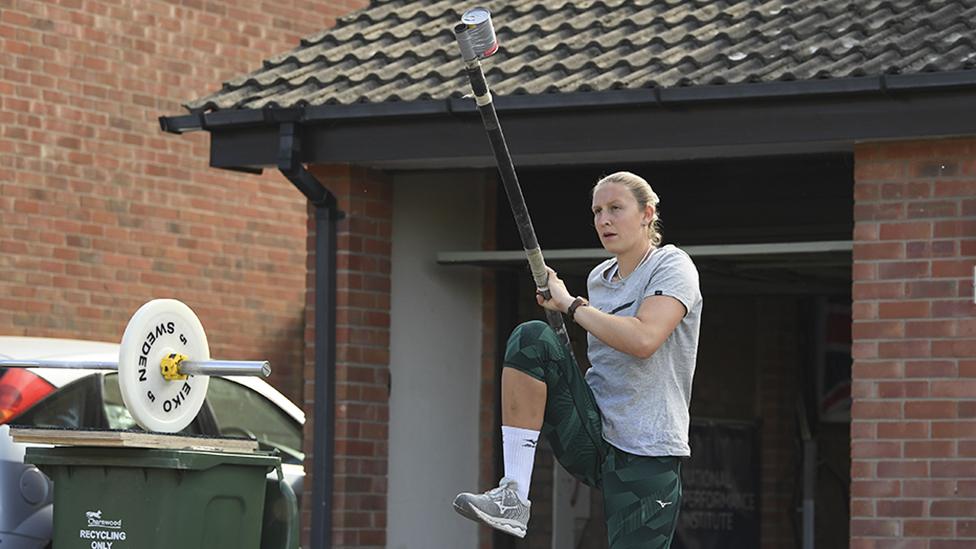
9, 427, 259, 453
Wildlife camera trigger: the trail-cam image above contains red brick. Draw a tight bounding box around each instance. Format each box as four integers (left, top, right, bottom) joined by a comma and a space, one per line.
905, 319, 956, 337
876, 499, 925, 517
931, 460, 976, 477
854, 282, 906, 301
906, 281, 957, 299
855, 360, 904, 379
932, 259, 974, 278
905, 400, 957, 419
852, 420, 878, 439
853, 262, 878, 282
878, 261, 931, 280
853, 440, 902, 458
851, 498, 875, 517
933, 339, 976, 358
960, 402, 976, 418
907, 239, 958, 258
934, 180, 976, 197
851, 301, 878, 320
905, 360, 957, 378
878, 340, 930, 358
854, 400, 903, 419
855, 202, 906, 221
850, 518, 900, 536
855, 241, 905, 261
852, 380, 877, 398
879, 221, 933, 240
960, 319, 976, 337
932, 541, 976, 549
932, 421, 976, 438
879, 302, 931, 319
907, 200, 958, 219
964, 200, 976, 218
932, 300, 976, 318
957, 520, 976, 538
854, 180, 882, 203
853, 341, 879, 359
935, 220, 976, 238
959, 481, 976, 496
931, 379, 976, 398
851, 460, 874, 479
931, 500, 976, 517
903, 479, 958, 497
904, 440, 955, 458
855, 161, 905, 182
854, 222, 881, 241
877, 460, 928, 478
878, 420, 929, 439
904, 519, 954, 537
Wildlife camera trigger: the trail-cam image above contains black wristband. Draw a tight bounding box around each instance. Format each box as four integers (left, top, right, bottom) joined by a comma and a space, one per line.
567, 297, 589, 323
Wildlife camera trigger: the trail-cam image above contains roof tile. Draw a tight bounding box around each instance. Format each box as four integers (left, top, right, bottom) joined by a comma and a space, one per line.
186, 0, 976, 112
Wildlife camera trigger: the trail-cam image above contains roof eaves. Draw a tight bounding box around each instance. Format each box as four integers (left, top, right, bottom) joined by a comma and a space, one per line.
160, 69, 976, 134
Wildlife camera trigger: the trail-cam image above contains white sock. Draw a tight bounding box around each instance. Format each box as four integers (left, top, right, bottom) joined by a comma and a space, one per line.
502, 425, 539, 503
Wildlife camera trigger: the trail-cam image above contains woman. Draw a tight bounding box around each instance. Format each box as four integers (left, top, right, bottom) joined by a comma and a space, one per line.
454, 171, 703, 548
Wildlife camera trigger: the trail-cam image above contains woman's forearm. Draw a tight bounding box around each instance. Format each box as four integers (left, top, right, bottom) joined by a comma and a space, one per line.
571, 304, 660, 359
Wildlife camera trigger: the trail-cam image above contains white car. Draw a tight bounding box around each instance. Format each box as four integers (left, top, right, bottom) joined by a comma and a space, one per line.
0, 336, 305, 549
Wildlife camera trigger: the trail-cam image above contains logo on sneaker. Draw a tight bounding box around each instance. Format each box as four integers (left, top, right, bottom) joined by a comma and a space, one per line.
656, 500, 673, 509
522, 439, 537, 448
496, 501, 521, 514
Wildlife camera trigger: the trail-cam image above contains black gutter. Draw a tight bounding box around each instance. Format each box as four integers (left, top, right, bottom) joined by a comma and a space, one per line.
277, 121, 343, 549
159, 69, 976, 133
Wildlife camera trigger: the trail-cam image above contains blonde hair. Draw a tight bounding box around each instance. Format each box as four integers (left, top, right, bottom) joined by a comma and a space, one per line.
593, 171, 662, 247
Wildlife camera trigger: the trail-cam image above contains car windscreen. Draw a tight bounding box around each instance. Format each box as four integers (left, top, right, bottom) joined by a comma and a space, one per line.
205, 377, 304, 464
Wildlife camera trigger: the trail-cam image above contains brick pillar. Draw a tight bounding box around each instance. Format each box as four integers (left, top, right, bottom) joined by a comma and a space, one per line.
757, 298, 799, 549
303, 165, 392, 549
851, 138, 976, 548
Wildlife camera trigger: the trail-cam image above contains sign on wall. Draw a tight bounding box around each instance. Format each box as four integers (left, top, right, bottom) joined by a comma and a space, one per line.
673, 420, 760, 549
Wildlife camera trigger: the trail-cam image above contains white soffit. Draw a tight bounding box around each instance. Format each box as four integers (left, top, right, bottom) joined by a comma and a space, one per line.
437, 240, 853, 265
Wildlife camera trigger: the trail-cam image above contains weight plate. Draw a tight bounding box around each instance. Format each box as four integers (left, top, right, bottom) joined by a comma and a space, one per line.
118, 299, 210, 433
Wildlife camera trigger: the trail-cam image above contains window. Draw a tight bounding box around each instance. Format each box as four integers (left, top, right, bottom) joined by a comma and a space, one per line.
13, 375, 100, 429
204, 378, 303, 464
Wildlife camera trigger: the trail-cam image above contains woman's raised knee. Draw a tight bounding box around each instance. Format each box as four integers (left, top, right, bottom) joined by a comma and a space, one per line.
504, 320, 566, 368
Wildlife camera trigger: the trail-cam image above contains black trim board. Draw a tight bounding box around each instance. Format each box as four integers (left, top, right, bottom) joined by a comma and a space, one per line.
201, 87, 976, 170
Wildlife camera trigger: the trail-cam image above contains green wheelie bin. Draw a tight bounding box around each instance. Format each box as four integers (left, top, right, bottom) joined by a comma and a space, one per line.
26, 446, 287, 549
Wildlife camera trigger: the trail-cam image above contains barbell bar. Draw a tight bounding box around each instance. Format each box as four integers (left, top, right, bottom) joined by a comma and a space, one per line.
0, 359, 271, 377
0, 299, 272, 434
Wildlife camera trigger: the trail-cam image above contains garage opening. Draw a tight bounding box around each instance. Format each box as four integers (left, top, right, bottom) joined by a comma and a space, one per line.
443, 153, 853, 549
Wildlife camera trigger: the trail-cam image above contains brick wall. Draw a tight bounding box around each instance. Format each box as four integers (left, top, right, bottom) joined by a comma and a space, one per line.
305, 165, 393, 548
851, 138, 976, 548
0, 0, 364, 401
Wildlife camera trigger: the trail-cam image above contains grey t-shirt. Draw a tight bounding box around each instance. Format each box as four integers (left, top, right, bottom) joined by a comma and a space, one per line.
583, 244, 703, 457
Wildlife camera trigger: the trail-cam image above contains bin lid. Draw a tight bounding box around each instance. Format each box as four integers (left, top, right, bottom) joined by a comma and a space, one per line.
25, 446, 281, 472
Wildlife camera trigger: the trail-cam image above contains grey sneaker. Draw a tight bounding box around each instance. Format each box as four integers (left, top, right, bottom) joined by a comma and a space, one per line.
453, 477, 531, 538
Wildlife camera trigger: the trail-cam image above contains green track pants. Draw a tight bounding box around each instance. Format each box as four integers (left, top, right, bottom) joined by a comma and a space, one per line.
504, 320, 683, 549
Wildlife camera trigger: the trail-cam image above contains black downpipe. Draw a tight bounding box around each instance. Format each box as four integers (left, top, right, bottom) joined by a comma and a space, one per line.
278, 122, 342, 549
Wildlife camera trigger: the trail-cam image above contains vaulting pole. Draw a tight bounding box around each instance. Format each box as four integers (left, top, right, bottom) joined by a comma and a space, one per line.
453, 9, 575, 353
